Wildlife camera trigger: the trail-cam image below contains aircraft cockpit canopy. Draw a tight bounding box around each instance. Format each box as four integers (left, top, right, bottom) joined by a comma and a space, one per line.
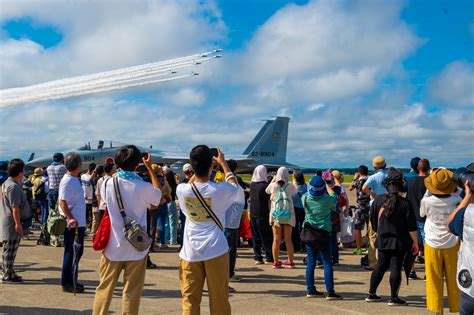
77, 140, 125, 151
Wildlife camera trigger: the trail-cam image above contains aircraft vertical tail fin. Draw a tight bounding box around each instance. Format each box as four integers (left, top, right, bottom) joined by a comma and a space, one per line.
243, 117, 289, 164
28, 153, 35, 162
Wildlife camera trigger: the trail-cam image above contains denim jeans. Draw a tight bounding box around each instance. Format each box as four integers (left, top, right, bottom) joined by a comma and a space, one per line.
156, 204, 168, 245
39, 199, 48, 224
61, 227, 85, 287
225, 228, 239, 278
317, 231, 339, 265
460, 291, 474, 315
47, 189, 59, 210
167, 201, 178, 244
250, 217, 273, 261
305, 244, 335, 295
416, 220, 425, 252
330, 231, 339, 264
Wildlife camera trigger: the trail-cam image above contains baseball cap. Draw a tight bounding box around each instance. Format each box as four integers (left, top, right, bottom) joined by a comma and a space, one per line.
183, 163, 193, 173
410, 157, 421, 171
53, 152, 64, 162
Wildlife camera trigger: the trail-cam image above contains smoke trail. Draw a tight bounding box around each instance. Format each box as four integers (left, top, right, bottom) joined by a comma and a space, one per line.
0, 50, 221, 108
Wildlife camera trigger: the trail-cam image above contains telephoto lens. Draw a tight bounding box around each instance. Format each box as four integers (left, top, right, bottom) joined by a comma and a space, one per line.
452, 167, 474, 192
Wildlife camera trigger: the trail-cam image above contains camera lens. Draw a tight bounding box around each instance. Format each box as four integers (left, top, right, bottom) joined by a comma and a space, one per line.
453, 167, 474, 192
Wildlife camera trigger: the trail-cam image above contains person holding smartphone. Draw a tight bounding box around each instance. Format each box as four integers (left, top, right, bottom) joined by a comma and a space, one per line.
176, 145, 238, 315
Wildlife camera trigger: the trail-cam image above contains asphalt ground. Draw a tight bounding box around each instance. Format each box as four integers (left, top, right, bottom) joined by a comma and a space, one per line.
0, 231, 443, 315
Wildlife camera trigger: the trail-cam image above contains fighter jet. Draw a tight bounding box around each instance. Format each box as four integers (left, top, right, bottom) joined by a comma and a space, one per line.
26, 117, 296, 173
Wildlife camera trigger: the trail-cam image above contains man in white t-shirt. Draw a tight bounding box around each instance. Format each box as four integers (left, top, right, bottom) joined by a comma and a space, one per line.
81, 163, 96, 229
58, 152, 87, 293
93, 146, 162, 315
177, 145, 238, 315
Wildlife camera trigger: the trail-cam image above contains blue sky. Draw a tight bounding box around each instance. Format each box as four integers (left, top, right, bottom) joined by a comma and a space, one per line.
0, 0, 473, 168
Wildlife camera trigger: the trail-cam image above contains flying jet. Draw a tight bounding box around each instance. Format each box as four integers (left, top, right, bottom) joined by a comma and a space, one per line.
25, 117, 296, 173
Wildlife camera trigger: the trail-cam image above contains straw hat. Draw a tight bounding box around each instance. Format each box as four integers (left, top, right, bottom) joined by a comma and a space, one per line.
372, 156, 386, 169
34, 168, 42, 176
424, 168, 457, 195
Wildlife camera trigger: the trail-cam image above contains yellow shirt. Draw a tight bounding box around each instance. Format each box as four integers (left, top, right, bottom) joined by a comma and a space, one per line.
29, 175, 42, 199
214, 171, 225, 183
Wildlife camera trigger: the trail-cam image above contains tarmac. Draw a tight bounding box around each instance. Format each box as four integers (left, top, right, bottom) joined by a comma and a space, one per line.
0, 230, 442, 315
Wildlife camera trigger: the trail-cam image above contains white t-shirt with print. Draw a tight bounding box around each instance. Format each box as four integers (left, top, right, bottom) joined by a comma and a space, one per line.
177, 181, 238, 262
81, 173, 94, 204
101, 177, 162, 261
420, 194, 460, 249
59, 174, 87, 228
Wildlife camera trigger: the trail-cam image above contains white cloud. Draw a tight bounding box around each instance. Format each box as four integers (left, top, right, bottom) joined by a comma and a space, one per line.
0, 0, 226, 89
231, 0, 420, 105
166, 88, 206, 107
429, 60, 474, 107
308, 103, 325, 111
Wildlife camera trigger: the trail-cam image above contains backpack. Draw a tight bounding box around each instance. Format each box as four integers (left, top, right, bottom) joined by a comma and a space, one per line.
34, 181, 47, 201
272, 184, 292, 225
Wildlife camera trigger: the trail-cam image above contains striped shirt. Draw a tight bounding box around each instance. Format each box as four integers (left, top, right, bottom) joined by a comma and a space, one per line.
46, 163, 67, 190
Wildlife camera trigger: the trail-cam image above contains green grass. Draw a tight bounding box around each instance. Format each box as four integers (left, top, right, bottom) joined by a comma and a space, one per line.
240, 174, 355, 183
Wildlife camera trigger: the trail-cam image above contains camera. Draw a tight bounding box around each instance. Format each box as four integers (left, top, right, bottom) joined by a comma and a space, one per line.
210, 148, 218, 158
452, 167, 474, 192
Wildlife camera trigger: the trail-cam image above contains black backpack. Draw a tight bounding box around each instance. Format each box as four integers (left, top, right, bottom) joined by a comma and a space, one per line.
34, 182, 47, 201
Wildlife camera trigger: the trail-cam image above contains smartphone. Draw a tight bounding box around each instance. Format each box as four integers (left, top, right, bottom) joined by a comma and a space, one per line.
210, 147, 218, 158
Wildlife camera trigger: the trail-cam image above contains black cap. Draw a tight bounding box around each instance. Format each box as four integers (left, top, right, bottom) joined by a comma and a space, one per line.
53, 153, 64, 162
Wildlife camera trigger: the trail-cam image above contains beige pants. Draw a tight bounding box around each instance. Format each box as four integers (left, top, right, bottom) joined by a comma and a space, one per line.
367, 221, 377, 268
179, 253, 231, 315
92, 254, 147, 315
91, 210, 101, 237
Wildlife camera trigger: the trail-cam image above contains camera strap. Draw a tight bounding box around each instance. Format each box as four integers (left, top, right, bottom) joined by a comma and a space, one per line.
191, 182, 223, 231
113, 176, 129, 226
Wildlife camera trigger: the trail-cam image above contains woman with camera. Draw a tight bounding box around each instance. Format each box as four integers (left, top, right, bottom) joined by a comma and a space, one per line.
448, 178, 474, 315
420, 168, 461, 314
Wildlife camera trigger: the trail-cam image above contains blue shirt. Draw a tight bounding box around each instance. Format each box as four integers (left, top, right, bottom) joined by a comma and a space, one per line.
292, 184, 307, 208
404, 171, 419, 182
448, 207, 466, 241
0, 171, 8, 186
365, 169, 388, 196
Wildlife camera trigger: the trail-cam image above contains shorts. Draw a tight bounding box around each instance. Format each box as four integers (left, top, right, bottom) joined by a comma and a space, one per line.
354, 206, 369, 231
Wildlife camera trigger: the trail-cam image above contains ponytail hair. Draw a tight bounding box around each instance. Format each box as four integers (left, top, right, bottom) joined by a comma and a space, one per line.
382, 192, 399, 217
